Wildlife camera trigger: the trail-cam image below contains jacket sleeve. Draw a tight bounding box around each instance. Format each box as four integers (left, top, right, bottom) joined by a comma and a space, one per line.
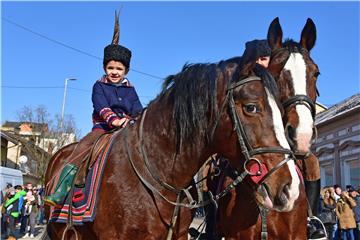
347, 197, 357, 208
92, 83, 120, 127
4, 194, 20, 208
130, 88, 143, 117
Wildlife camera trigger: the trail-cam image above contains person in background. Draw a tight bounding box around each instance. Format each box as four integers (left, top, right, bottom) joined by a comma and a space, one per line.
333, 184, 342, 239
349, 186, 360, 240
336, 191, 357, 240
20, 183, 33, 235
4, 185, 26, 240
22, 187, 38, 239
334, 185, 342, 201
37, 186, 45, 225
319, 187, 337, 239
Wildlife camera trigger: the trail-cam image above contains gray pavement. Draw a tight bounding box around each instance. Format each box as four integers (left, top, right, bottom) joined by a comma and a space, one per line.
2, 217, 211, 240
1, 223, 46, 240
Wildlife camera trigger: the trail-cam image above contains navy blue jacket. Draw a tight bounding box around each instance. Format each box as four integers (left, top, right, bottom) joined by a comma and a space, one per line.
92, 77, 143, 131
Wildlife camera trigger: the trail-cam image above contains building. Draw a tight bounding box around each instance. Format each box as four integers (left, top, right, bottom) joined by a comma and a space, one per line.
1, 121, 77, 184
1, 121, 52, 185
1, 131, 47, 185
312, 94, 360, 188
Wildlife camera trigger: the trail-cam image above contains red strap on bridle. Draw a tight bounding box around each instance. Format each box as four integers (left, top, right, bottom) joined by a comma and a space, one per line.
249, 162, 269, 184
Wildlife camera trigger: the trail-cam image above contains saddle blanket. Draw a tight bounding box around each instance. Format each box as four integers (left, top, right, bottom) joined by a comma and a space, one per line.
48, 132, 119, 225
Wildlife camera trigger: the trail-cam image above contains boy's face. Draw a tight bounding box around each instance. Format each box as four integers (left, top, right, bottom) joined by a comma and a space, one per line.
104, 60, 127, 84
256, 56, 270, 68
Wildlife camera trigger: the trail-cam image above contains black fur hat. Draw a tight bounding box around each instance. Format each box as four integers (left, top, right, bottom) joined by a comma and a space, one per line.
103, 44, 131, 69
242, 39, 271, 64
103, 11, 132, 69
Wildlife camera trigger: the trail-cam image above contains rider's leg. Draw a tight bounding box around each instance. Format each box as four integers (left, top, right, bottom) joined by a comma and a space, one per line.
303, 153, 321, 216
302, 154, 326, 239
44, 130, 105, 207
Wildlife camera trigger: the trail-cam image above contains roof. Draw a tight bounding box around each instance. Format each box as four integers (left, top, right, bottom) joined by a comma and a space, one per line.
2, 121, 48, 133
1, 130, 50, 157
1, 132, 19, 144
315, 93, 360, 126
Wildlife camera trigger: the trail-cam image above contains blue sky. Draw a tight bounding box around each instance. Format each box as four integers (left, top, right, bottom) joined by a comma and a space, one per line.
2, 1, 359, 137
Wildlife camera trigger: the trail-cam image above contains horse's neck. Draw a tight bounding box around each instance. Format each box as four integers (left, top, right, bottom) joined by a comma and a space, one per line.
138, 104, 209, 190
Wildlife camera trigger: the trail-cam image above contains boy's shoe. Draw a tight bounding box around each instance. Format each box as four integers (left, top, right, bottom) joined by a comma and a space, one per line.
30, 234, 35, 238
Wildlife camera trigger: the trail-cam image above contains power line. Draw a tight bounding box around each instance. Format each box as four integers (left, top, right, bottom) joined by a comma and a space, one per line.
2, 17, 164, 80
2, 85, 154, 99
2, 85, 63, 89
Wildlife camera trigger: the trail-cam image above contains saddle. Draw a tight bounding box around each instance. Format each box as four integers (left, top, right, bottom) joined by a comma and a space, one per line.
73, 132, 114, 187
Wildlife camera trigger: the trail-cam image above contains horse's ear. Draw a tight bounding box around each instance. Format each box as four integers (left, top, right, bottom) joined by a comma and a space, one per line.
267, 17, 283, 50
300, 18, 316, 51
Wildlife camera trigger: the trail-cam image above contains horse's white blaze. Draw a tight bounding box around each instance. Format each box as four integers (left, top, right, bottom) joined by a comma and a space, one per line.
266, 88, 300, 207
284, 53, 313, 152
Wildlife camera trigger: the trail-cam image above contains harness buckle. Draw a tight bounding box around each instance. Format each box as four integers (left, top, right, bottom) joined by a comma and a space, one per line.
244, 157, 263, 176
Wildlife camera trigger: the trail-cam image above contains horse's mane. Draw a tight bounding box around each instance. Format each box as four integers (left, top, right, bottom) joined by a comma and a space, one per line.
147, 57, 279, 152
158, 62, 220, 149
283, 39, 304, 53
226, 56, 279, 98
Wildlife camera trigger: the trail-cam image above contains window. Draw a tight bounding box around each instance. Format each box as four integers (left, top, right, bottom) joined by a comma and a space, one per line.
338, 129, 348, 136
340, 135, 360, 145
352, 124, 360, 132
340, 146, 360, 157
344, 160, 360, 187
318, 153, 334, 162
326, 133, 334, 140
321, 164, 334, 187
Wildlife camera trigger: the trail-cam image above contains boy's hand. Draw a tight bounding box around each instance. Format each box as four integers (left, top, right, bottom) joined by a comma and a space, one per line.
112, 118, 129, 128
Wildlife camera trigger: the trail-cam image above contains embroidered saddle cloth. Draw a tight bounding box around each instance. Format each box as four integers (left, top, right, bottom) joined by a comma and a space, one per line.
48, 131, 120, 225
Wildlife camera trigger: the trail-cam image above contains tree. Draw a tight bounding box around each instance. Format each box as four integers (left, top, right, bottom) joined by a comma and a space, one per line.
14, 105, 79, 183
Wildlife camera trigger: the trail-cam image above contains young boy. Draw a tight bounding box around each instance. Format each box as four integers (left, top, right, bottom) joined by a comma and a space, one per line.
45, 12, 143, 208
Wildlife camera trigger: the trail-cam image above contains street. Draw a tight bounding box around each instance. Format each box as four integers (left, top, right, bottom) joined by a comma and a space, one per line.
1, 223, 46, 240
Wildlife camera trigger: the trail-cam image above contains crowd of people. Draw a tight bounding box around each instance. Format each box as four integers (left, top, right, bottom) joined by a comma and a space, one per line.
0, 183, 45, 239
318, 184, 360, 240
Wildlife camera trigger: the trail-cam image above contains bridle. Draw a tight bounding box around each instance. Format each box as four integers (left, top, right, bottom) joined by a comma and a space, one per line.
270, 47, 319, 157
271, 47, 317, 120
219, 75, 295, 187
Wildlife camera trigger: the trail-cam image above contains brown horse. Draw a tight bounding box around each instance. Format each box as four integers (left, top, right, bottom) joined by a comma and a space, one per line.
45, 57, 301, 239
213, 18, 319, 240
267, 17, 319, 157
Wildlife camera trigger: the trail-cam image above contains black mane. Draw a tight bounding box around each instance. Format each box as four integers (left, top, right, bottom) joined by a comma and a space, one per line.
150, 56, 279, 151
283, 39, 304, 53
159, 62, 220, 148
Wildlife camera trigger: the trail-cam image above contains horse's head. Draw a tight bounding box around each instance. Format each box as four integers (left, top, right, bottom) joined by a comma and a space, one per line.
213, 60, 301, 212
267, 17, 320, 156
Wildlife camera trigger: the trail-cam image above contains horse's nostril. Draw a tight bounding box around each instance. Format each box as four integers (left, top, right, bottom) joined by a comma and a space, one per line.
283, 184, 290, 198
274, 183, 291, 207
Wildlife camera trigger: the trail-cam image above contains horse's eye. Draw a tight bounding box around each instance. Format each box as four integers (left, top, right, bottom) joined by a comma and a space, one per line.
244, 104, 258, 114
314, 71, 320, 78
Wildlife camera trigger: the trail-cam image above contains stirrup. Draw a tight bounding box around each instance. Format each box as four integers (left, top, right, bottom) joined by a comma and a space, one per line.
307, 216, 327, 240
44, 198, 63, 209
